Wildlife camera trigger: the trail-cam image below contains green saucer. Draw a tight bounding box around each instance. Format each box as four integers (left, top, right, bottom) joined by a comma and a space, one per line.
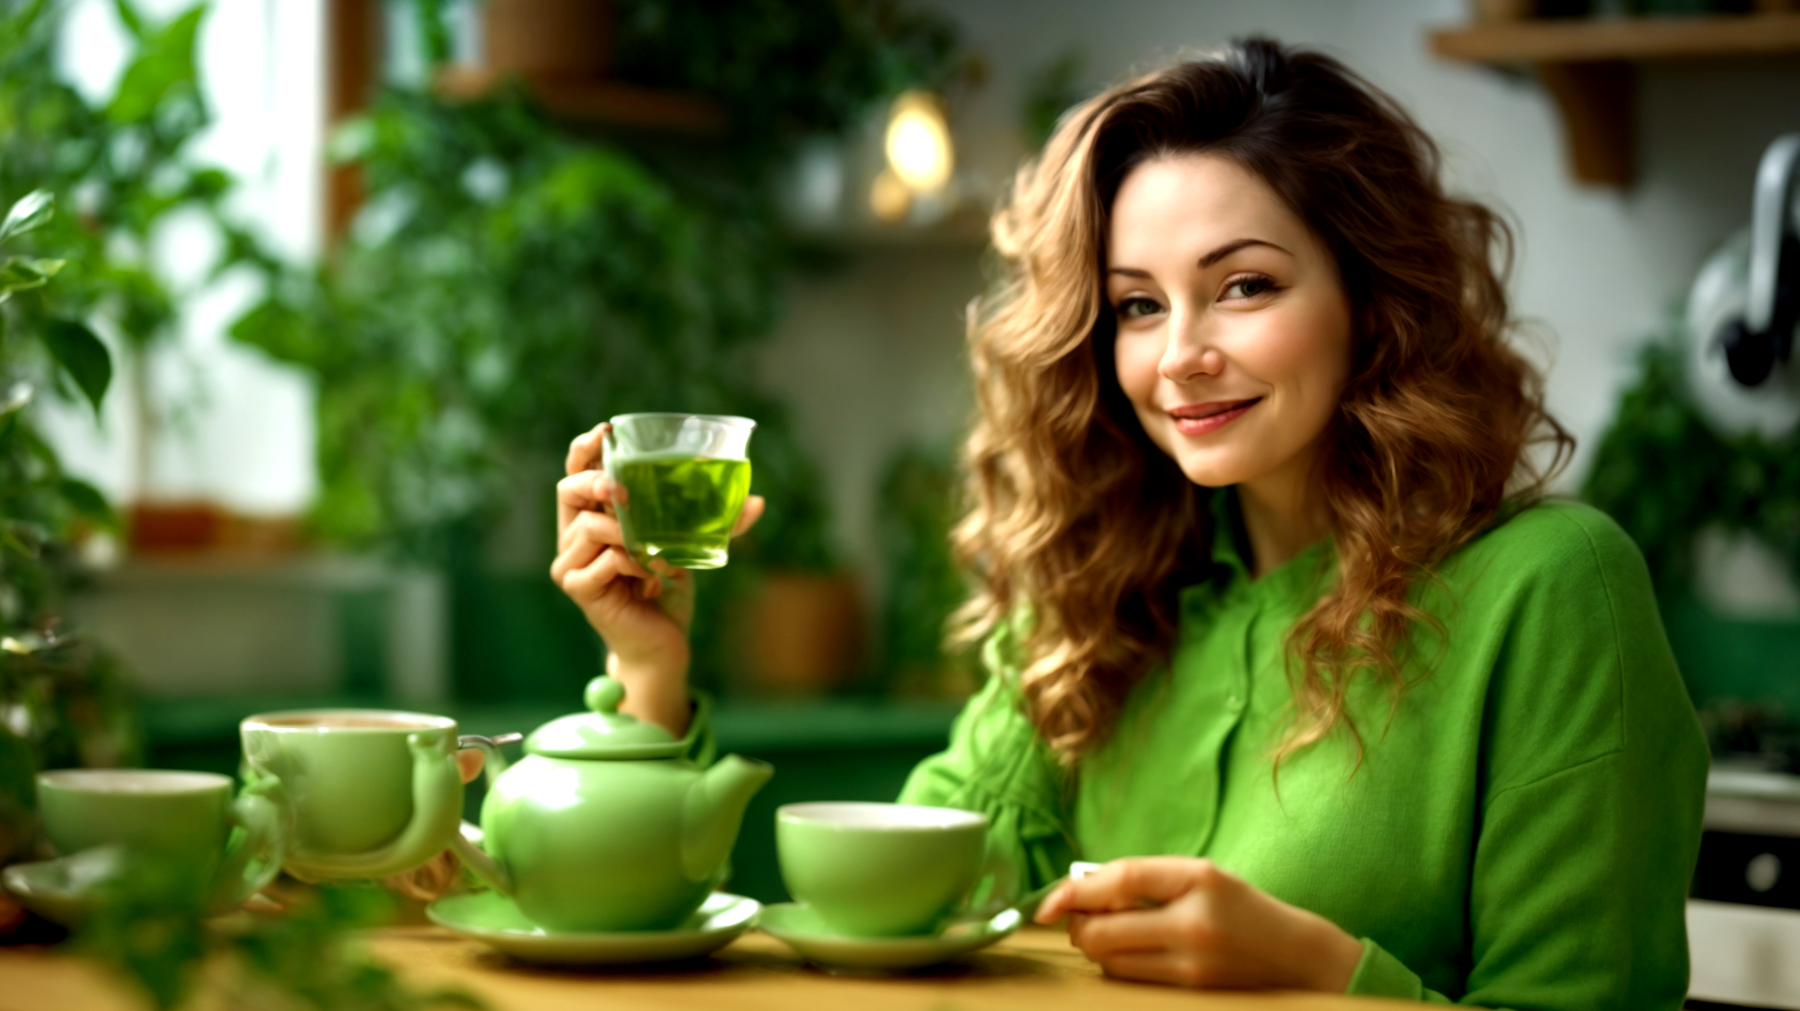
426, 890, 760, 966
759, 903, 1022, 971
1, 846, 129, 926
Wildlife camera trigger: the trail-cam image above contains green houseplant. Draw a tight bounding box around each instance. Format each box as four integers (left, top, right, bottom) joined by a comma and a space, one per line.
0, 0, 255, 866
1583, 321, 1800, 757
1583, 331, 1800, 590
232, 0, 965, 700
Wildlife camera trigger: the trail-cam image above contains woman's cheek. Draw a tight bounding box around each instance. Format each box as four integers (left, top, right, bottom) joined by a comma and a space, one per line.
1113, 329, 1162, 406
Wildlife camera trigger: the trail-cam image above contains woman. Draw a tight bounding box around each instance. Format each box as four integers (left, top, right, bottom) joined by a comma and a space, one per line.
552, 39, 1707, 1007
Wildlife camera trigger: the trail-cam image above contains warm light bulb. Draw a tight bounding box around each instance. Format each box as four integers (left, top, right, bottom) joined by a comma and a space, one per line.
869, 168, 911, 223
884, 91, 953, 194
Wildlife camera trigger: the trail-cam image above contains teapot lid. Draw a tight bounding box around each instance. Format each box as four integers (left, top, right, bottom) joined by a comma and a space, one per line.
525, 676, 687, 759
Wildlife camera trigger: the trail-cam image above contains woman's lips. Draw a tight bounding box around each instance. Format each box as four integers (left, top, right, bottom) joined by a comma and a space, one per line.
1168, 398, 1261, 436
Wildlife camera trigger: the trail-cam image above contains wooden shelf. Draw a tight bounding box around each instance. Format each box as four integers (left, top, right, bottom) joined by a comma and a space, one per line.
1432, 12, 1800, 62
1428, 14, 1800, 188
435, 65, 727, 135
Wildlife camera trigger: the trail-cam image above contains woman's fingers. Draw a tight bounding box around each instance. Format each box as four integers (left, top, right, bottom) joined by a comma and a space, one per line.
558, 512, 654, 578
557, 470, 613, 515
1092, 949, 1210, 989
558, 544, 640, 606
566, 423, 607, 477
1034, 881, 1076, 923
454, 749, 485, 784
1048, 857, 1218, 917
1068, 905, 1191, 960
731, 495, 766, 537
559, 424, 610, 533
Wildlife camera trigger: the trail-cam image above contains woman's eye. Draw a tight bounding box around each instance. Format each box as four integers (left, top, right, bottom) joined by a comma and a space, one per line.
1223, 276, 1276, 300
1117, 296, 1162, 319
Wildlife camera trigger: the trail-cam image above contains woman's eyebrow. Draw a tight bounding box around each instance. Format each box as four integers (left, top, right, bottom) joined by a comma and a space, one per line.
1107, 238, 1292, 279
1198, 237, 1289, 268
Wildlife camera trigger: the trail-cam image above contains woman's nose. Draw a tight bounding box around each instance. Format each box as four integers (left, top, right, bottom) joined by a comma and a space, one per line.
1159, 307, 1223, 383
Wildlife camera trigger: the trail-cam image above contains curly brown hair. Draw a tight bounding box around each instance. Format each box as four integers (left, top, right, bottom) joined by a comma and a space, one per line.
953, 38, 1573, 763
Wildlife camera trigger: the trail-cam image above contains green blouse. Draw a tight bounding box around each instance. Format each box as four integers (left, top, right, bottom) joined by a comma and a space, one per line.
898, 493, 1709, 1008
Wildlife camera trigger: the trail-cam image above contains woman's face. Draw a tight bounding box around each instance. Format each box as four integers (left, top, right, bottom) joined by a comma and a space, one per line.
1107, 152, 1353, 492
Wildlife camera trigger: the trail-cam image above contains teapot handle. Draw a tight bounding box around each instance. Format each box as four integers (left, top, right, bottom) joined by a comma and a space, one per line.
449, 820, 513, 895
457, 733, 520, 786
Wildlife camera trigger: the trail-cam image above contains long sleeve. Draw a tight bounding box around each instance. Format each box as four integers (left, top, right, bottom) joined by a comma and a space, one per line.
1342, 505, 1708, 1007
898, 626, 1079, 893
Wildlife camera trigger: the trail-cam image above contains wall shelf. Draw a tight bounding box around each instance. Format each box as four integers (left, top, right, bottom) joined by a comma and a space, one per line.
1428, 14, 1800, 187
435, 65, 727, 135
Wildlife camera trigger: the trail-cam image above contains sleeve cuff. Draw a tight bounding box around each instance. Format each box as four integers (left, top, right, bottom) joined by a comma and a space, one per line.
1344, 938, 1426, 1000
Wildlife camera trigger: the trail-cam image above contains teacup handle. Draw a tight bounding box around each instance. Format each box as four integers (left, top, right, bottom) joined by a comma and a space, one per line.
214, 790, 286, 909
279, 728, 464, 882
961, 840, 1021, 921
447, 732, 521, 896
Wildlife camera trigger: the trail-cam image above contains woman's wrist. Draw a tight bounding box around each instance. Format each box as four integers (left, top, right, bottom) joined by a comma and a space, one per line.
1296, 916, 1364, 992
605, 648, 692, 738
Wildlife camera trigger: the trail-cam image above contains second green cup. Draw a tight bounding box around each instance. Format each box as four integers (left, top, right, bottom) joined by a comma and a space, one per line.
776, 802, 1014, 937
35, 768, 283, 909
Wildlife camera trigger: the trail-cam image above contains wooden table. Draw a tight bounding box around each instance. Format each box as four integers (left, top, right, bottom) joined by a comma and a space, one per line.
0, 924, 1417, 1010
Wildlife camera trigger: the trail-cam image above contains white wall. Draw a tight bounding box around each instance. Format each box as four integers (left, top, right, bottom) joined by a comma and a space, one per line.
759, 0, 1800, 575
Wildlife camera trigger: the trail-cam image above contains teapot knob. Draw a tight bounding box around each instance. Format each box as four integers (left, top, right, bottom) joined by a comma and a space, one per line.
585, 676, 625, 714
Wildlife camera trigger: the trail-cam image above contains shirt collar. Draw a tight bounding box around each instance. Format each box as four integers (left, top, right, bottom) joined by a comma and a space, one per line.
1183, 486, 1334, 615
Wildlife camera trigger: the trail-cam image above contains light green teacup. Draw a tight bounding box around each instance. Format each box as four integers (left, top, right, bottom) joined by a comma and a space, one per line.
776, 802, 1015, 937
35, 769, 283, 909
240, 709, 508, 883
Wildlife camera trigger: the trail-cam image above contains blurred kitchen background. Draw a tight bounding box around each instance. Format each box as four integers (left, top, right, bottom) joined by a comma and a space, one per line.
5, 0, 1800, 1003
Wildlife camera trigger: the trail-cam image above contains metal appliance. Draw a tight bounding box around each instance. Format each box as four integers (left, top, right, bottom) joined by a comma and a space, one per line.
1683, 133, 1800, 1010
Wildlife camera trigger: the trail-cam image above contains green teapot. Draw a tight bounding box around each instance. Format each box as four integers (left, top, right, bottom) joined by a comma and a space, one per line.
450, 676, 771, 933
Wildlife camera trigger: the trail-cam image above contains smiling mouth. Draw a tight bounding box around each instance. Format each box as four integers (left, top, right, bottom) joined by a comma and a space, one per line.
1168, 398, 1262, 435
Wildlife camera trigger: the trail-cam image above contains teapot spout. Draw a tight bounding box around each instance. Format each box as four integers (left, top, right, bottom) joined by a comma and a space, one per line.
680, 755, 773, 884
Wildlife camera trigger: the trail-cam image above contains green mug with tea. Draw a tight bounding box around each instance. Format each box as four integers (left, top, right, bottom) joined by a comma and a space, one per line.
777, 802, 1018, 937
240, 709, 511, 883
604, 413, 755, 571
33, 769, 284, 910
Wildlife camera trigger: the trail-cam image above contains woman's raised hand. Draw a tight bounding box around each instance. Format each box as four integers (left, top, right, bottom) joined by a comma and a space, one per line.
552, 423, 764, 736
1033, 857, 1364, 992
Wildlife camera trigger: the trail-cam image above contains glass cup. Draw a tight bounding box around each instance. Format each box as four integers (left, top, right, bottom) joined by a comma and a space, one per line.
604, 413, 756, 571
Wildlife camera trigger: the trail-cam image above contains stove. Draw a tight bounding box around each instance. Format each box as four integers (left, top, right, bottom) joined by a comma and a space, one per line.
1690, 764, 1800, 1009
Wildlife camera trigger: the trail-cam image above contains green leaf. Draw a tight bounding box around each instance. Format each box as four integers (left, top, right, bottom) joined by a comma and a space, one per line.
0, 0, 53, 66
0, 255, 62, 301
106, 4, 206, 124
110, 0, 147, 40
0, 190, 53, 243
0, 382, 33, 419
42, 318, 112, 415
60, 478, 118, 531
230, 299, 313, 363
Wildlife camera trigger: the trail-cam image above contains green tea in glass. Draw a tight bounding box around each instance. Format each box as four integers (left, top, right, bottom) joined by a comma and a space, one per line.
605, 413, 755, 570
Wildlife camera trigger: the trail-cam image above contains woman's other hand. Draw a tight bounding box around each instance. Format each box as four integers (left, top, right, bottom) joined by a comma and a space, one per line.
551, 423, 764, 736
1033, 856, 1363, 992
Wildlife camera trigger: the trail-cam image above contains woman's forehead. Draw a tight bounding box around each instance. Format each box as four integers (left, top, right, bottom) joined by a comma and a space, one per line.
1106, 152, 1313, 270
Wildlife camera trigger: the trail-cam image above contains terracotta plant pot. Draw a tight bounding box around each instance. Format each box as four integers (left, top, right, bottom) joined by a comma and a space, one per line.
127, 501, 302, 557
734, 573, 864, 696
484, 0, 613, 81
